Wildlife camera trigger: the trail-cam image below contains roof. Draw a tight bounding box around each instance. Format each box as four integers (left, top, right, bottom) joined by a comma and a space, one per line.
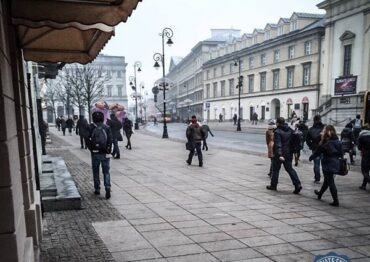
301, 18, 325, 32
171, 56, 184, 66
292, 12, 325, 19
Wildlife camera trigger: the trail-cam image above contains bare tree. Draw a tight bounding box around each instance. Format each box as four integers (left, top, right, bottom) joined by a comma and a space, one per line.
44, 80, 58, 122
55, 75, 74, 117
63, 64, 86, 117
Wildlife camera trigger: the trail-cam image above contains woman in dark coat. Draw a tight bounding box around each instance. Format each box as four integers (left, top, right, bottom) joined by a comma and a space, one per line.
309, 125, 342, 206
341, 123, 355, 164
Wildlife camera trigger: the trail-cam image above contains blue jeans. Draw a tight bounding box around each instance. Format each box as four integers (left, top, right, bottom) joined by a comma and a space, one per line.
271, 154, 301, 187
112, 138, 120, 157
313, 153, 321, 181
91, 154, 111, 191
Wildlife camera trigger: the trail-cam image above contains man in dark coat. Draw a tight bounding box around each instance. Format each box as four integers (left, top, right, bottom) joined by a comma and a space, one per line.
107, 113, 123, 158
186, 115, 205, 167
358, 128, 370, 190
267, 117, 302, 194
66, 117, 74, 135
76, 115, 89, 149
306, 115, 325, 183
60, 116, 67, 136
123, 117, 133, 149
201, 121, 214, 151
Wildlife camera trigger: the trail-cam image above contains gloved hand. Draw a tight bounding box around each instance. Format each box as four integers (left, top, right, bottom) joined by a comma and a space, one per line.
309, 156, 313, 161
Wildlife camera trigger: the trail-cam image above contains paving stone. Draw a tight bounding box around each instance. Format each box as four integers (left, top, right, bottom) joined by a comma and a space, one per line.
254, 243, 303, 256
142, 229, 194, 247
215, 222, 255, 232
112, 248, 163, 262
270, 252, 315, 262
178, 225, 220, 236
291, 239, 342, 251
157, 244, 206, 257
351, 245, 370, 256
189, 232, 233, 243
227, 228, 269, 239
240, 235, 285, 247
170, 219, 210, 228
334, 236, 370, 247
135, 223, 175, 232
277, 232, 321, 242
166, 253, 219, 262
311, 248, 365, 259
200, 239, 247, 252
211, 248, 264, 261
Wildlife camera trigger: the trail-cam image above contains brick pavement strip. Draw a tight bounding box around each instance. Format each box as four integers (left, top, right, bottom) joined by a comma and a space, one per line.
42, 129, 370, 262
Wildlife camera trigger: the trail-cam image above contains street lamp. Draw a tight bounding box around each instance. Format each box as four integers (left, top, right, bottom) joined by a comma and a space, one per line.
153, 27, 174, 139
129, 61, 142, 130
234, 58, 243, 131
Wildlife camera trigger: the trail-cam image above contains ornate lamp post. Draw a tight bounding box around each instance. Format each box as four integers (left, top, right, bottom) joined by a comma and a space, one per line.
153, 27, 174, 139
234, 58, 243, 131
129, 61, 142, 130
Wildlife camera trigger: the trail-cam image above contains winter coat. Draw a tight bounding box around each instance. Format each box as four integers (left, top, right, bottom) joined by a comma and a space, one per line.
297, 123, 309, 142
306, 122, 325, 151
273, 123, 294, 158
266, 127, 274, 158
201, 125, 214, 139
122, 119, 133, 136
76, 118, 89, 138
186, 122, 204, 143
310, 135, 342, 174
358, 130, 370, 158
61, 119, 66, 128
107, 116, 123, 140
340, 127, 355, 152
87, 123, 112, 154
66, 119, 74, 128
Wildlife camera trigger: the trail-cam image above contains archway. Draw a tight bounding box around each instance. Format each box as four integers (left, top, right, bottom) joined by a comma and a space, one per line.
270, 98, 281, 119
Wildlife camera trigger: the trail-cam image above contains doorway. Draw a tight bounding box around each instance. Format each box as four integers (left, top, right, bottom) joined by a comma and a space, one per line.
270, 99, 280, 119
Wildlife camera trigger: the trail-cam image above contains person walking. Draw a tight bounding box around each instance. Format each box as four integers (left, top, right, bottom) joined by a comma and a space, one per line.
66, 117, 74, 135
341, 123, 355, 164
351, 114, 362, 144
219, 113, 223, 123
233, 113, 237, 125
266, 117, 302, 194
86, 111, 113, 199
107, 113, 123, 159
201, 120, 214, 151
123, 117, 133, 150
76, 115, 89, 149
60, 116, 67, 136
309, 125, 342, 207
294, 120, 308, 166
358, 128, 370, 190
186, 115, 205, 167
265, 119, 276, 177
56, 116, 61, 131
306, 115, 325, 183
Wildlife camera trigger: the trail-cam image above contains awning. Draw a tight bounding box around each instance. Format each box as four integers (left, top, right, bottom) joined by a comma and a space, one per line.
302, 96, 309, 104
286, 98, 293, 105
11, 0, 141, 64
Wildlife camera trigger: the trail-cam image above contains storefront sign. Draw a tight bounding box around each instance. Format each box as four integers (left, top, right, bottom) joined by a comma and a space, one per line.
334, 76, 357, 95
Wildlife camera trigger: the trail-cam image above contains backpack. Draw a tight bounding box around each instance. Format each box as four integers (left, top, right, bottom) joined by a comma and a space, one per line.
290, 129, 304, 153
91, 124, 108, 151
354, 119, 361, 129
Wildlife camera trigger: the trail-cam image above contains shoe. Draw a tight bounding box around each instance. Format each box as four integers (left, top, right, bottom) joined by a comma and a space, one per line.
314, 180, 320, 184
128, 147, 132, 150
294, 162, 298, 167
329, 201, 339, 207
206, 147, 208, 151
114, 156, 120, 159
314, 189, 322, 200
359, 185, 366, 190
94, 190, 100, 195
186, 159, 191, 165
199, 162, 203, 167
266, 185, 277, 191
125, 145, 128, 148
81, 146, 84, 149
293, 185, 302, 194
105, 189, 111, 199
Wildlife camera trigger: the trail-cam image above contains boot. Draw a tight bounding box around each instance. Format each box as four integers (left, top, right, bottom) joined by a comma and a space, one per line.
266, 185, 277, 191
293, 185, 302, 194
330, 192, 339, 207
105, 188, 111, 199
186, 159, 191, 165
314, 189, 322, 200
199, 161, 203, 167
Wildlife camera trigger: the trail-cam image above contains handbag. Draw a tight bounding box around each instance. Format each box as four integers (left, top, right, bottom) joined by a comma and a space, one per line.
185, 141, 194, 151
338, 158, 350, 176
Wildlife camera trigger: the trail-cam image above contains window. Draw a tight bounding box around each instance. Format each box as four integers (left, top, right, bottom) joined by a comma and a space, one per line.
117, 85, 123, 96
274, 50, 280, 63
229, 79, 235, 96
260, 72, 266, 91
240, 60, 244, 70
343, 44, 352, 76
290, 20, 298, 31
221, 81, 225, 97
288, 46, 295, 59
249, 57, 254, 69
273, 69, 280, 90
265, 31, 270, 40
221, 65, 225, 76
213, 82, 218, 97
206, 84, 210, 98
107, 85, 113, 96
248, 75, 254, 93
206, 70, 210, 80
253, 36, 257, 44
238, 76, 244, 93
287, 67, 294, 88
261, 53, 266, 66
117, 71, 122, 78
213, 68, 217, 78
304, 41, 312, 55
303, 63, 311, 86
229, 63, 234, 74
277, 26, 283, 36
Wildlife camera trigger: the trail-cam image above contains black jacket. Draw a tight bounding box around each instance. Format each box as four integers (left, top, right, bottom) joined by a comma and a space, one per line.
358, 130, 370, 158
76, 118, 89, 137
201, 125, 214, 139
310, 136, 342, 174
123, 119, 133, 135
66, 119, 74, 128
107, 116, 123, 140
340, 127, 355, 152
87, 123, 112, 154
306, 122, 325, 151
273, 123, 294, 158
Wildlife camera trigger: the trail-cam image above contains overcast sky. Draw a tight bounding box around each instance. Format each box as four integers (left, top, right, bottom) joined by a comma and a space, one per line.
102, 0, 325, 102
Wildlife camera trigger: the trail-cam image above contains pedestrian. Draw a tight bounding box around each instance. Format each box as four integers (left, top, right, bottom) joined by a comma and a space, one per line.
233, 113, 237, 125
265, 119, 276, 177
294, 120, 308, 166
266, 117, 302, 194
306, 114, 325, 183
252, 112, 258, 125
153, 116, 157, 125
123, 117, 133, 150
66, 116, 74, 135
60, 116, 66, 136
40, 119, 48, 155
107, 113, 123, 159
340, 123, 355, 164
56, 116, 61, 131
309, 125, 342, 207
357, 127, 370, 190
186, 115, 205, 167
219, 113, 223, 123
86, 111, 112, 199
76, 115, 89, 149
351, 114, 362, 144
201, 120, 214, 151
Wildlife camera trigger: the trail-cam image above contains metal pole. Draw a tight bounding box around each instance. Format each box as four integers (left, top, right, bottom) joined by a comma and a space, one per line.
162, 31, 169, 138
237, 59, 242, 131
134, 64, 139, 130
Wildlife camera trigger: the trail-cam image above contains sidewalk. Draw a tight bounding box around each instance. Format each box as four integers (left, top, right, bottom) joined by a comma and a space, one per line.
41, 128, 370, 262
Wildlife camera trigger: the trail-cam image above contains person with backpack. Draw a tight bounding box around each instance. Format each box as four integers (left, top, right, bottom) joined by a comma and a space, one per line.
292, 122, 304, 167
266, 117, 302, 194
186, 115, 205, 167
87, 111, 112, 199
341, 123, 355, 165
351, 114, 362, 145
107, 113, 123, 159
76, 115, 89, 149
201, 120, 214, 151
123, 117, 133, 150
357, 128, 370, 190
309, 125, 342, 207
306, 115, 325, 183
60, 116, 67, 136
66, 116, 74, 135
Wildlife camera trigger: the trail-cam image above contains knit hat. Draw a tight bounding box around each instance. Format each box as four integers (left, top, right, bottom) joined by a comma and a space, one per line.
268, 119, 275, 126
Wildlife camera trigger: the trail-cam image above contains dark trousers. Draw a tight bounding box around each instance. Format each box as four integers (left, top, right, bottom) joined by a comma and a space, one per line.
319, 171, 338, 202
271, 155, 301, 187
188, 142, 203, 165
62, 127, 66, 136
202, 138, 208, 150
91, 153, 111, 191
112, 138, 120, 157
361, 155, 370, 187
80, 135, 87, 149
126, 134, 132, 149
312, 153, 321, 181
